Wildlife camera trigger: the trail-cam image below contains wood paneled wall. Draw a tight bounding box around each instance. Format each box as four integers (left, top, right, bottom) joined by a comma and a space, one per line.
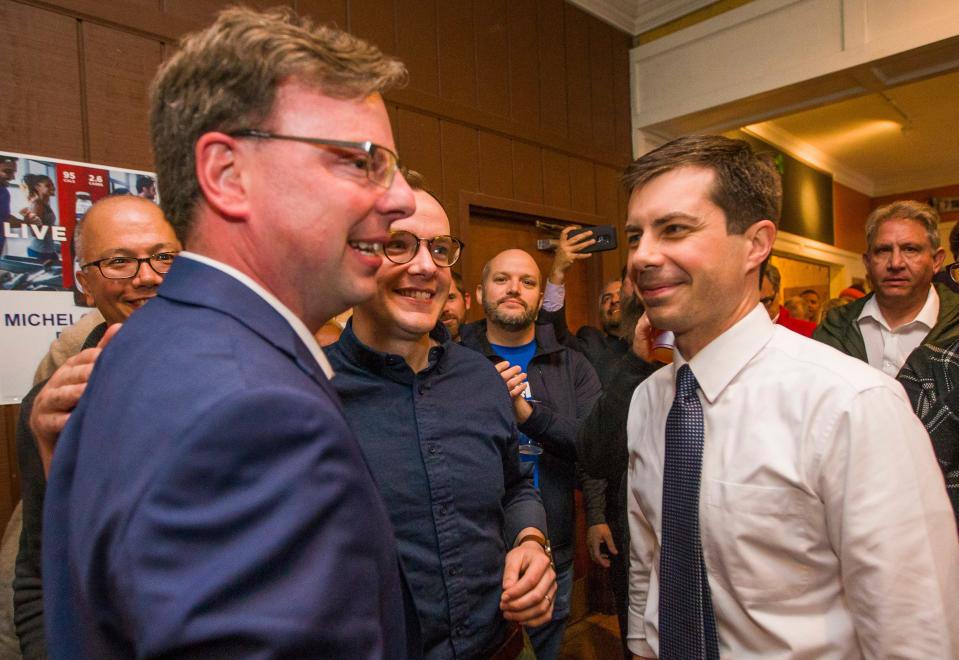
0, 0, 634, 522
0, 0, 632, 226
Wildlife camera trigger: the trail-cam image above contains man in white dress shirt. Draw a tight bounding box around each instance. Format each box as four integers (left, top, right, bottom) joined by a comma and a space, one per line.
623, 135, 959, 659
815, 200, 959, 376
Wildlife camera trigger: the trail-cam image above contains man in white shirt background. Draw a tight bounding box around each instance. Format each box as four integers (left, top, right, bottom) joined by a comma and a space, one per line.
623, 134, 959, 659
815, 200, 959, 376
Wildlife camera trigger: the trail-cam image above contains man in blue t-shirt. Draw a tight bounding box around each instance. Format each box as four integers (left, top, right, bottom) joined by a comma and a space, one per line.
460, 249, 601, 659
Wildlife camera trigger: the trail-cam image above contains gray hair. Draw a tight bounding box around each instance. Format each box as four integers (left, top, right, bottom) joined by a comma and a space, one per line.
865, 200, 941, 252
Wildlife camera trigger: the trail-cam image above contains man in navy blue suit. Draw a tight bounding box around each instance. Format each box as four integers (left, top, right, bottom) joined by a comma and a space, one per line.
41, 7, 419, 658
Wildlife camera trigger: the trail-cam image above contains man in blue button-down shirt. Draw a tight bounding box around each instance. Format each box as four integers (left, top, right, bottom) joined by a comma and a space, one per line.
327, 179, 555, 659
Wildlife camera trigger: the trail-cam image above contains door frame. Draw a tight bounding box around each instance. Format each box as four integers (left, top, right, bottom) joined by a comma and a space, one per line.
457, 191, 613, 330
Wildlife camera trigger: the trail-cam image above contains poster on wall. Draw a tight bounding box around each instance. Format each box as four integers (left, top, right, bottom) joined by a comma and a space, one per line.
0, 150, 158, 405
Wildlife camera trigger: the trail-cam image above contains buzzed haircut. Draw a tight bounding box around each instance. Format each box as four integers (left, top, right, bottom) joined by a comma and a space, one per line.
73, 196, 164, 264
864, 200, 941, 252
622, 134, 782, 235
480, 251, 542, 287
0, 156, 17, 165
150, 6, 407, 243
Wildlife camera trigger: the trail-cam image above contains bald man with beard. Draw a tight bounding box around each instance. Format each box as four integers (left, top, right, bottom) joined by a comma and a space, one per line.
460, 249, 601, 659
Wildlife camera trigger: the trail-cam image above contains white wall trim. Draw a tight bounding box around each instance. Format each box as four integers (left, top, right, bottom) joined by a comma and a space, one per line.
569, 0, 721, 36
632, 0, 800, 58
872, 169, 959, 198
742, 123, 877, 196
774, 229, 865, 296
629, 0, 959, 129
633, 0, 717, 34
775, 229, 860, 264
567, 0, 636, 34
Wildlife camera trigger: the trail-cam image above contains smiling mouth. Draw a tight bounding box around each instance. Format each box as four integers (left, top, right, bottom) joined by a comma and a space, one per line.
640, 282, 678, 294
126, 296, 155, 308
397, 288, 434, 301
349, 240, 382, 256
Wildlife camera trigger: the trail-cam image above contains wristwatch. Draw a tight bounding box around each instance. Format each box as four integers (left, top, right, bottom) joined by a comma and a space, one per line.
517, 533, 554, 569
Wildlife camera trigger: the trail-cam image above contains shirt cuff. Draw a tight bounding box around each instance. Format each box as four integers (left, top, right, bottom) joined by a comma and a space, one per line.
542, 281, 565, 312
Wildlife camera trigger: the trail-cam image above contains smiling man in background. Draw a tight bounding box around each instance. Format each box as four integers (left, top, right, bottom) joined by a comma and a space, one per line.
328, 177, 554, 658
14, 196, 178, 658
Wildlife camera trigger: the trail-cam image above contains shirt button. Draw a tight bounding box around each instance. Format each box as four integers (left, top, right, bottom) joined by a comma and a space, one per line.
440, 505, 448, 515
454, 625, 464, 636
448, 566, 458, 576
428, 444, 437, 454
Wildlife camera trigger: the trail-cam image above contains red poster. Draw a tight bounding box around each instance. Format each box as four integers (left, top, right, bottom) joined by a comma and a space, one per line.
54, 164, 110, 289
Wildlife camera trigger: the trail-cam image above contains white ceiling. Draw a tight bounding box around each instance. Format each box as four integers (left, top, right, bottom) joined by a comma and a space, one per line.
744, 68, 959, 197
573, 0, 959, 198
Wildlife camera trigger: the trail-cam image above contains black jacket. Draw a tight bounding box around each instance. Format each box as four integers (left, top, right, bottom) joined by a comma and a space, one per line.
459, 321, 601, 565
15, 321, 107, 659
536, 306, 628, 387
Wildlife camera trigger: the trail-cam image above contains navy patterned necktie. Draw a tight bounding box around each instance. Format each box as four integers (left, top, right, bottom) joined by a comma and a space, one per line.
659, 364, 720, 659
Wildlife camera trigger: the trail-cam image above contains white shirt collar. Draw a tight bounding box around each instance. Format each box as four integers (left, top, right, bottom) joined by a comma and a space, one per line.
675, 304, 775, 404
858, 285, 939, 331
178, 252, 334, 380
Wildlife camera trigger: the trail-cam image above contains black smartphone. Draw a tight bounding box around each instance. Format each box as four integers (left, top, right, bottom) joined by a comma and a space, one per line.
569, 224, 617, 253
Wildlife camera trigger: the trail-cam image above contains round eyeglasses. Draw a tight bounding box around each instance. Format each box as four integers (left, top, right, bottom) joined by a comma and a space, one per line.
383, 231, 464, 268
80, 252, 178, 279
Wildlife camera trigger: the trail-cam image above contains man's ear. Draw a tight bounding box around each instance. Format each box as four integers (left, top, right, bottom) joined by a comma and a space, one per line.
194, 132, 251, 222
464, 292, 472, 310
745, 219, 776, 273
475, 284, 484, 306
76, 270, 95, 308
933, 246, 946, 273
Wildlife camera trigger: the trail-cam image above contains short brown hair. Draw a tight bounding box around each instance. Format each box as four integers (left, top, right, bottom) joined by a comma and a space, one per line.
150, 6, 407, 242
865, 200, 940, 252
622, 135, 782, 234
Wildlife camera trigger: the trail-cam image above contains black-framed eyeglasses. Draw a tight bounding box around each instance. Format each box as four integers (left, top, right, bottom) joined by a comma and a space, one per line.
383, 230, 464, 268
948, 262, 959, 285
228, 129, 401, 188
80, 252, 178, 279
